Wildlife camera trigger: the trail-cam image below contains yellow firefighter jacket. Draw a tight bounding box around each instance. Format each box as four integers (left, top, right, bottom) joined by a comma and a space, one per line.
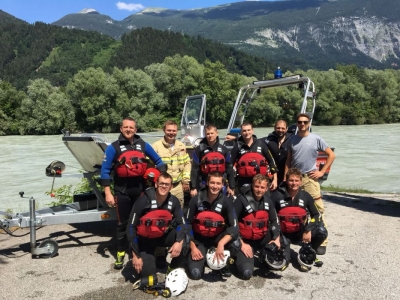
152, 138, 191, 184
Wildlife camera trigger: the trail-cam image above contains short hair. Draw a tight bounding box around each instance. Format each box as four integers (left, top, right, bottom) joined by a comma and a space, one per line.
207, 171, 224, 183
120, 117, 136, 127
275, 119, 288, 128
205, 123, 217, 131
285, 168, 302, 180
252, 174, 269, 184
121, 117, 136, 126
240, 122, 253, 129
296, 113, 310, 121
163, 120, 178, 130
157, 171, 172, 183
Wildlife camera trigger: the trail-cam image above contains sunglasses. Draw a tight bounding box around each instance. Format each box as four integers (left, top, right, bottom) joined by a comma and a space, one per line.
297, 120, 309, 125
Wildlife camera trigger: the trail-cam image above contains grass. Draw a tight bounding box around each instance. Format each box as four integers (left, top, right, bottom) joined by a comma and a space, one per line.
321, 184, 375, 194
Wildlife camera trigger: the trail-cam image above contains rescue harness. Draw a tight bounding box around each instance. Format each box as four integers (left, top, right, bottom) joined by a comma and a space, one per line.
278, 206, 307, 234
136, 188, 173, 238
114, 144, 148, 177
199, 144, 226, 174
236, 141, 271, 177
238, 194, 269, 240
193, 193, 225, 237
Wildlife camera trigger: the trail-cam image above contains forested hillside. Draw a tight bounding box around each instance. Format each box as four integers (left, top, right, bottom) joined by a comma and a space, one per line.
52, 0, 400, 71
0, 14, 399, 136
0, 20, 271, 90
0, 21, 117, 89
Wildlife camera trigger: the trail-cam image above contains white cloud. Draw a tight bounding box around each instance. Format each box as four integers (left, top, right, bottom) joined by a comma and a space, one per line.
116, 2, 145, 11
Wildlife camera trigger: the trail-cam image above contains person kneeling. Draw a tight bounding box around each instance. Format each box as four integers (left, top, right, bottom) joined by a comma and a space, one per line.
234, 175, 285, 279
186, 171, 240, 280
271, 168, 328, 272
127, 172, 188, 283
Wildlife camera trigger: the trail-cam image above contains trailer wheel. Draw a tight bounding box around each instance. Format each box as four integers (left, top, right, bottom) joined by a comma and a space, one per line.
38, 239, 58, 258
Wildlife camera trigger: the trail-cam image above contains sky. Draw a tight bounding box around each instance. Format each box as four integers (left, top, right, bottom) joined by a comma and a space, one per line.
0, 0, 275, 24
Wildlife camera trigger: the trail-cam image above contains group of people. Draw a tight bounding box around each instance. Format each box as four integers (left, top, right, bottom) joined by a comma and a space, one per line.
99, 114, 335, 290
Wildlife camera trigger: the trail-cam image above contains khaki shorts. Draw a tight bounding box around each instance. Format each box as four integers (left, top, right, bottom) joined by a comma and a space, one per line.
301, 175, 328, 246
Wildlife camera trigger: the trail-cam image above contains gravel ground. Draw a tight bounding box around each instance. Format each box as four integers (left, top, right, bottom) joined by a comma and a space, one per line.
1, 192, 400, 300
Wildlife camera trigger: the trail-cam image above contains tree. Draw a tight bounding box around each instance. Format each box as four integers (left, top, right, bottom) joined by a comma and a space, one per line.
145, 55, 204, 120
66, 67, 119, 132
0, 80, 25, 134
112, 67, 166, 131
19, 79, 75, 135
200, 60, 246, 128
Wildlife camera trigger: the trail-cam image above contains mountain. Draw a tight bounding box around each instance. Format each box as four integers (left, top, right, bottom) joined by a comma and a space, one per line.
0, 19, 269, 89
0, 10, 28, 25
52, 0, 400, 70
53, 9, 125, 39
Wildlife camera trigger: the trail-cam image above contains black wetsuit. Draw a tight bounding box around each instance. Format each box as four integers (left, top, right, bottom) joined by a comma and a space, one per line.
233, 184, 280, 278
261, 131, 293, 184
186, 189, 239, 280
270, 183, 328, 261
126, 188, 187, 277
230, 135, 277, 188
99, 134, 165, 253
190, 137, 235, 190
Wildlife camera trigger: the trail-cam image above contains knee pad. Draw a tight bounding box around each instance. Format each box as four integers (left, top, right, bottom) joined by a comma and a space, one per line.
190, 268, 202, 280
229, 238, 242, 256
315, 224, 328, 240
242, 269, 253, 280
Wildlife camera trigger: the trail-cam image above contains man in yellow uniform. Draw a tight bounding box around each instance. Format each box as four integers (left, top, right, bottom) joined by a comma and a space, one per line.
152, 120, 191, 207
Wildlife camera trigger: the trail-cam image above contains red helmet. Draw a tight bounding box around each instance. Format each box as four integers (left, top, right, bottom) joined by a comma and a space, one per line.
143, 168, 161, 183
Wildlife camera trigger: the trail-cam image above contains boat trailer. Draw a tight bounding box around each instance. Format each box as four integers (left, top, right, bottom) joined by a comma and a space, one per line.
0, 135, 117, 258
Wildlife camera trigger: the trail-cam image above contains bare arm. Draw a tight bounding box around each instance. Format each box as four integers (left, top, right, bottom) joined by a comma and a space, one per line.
310, 147, 336, 180
320, 147, 335, 173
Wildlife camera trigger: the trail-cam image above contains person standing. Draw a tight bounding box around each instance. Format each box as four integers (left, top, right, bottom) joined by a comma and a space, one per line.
230, 122, 278, 192
284, 113, 335, 255
152, 120, 191, 207
190, 123, 235, 197
262, 120, 293, 185
99, 117, 166, 270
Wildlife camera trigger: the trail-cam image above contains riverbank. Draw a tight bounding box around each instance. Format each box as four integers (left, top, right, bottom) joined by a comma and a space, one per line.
1, 192, 399, 300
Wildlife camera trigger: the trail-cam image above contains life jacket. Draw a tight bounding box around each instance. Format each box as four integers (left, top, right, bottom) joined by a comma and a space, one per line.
238, 194, 269, 240
193, 192, 225, 237
136, 188, 173, 238
237, 152, 269, 177
114, 143, 148, 177
278, 206, 307, 234
200, 148, 226, 174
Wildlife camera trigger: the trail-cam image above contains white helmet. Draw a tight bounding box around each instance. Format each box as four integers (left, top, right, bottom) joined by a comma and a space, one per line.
165, 268, 188, 297
206, 247, 230, 270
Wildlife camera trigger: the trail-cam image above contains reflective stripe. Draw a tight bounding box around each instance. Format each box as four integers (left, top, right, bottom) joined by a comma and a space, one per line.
160, 154, 190, 164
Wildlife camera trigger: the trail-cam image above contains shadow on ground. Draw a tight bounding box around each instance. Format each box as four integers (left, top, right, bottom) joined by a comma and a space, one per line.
323, 192, 400, 218
0, 220, 117, 261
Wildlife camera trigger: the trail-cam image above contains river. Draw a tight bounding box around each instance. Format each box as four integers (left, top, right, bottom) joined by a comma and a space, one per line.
1, 124, 399, 212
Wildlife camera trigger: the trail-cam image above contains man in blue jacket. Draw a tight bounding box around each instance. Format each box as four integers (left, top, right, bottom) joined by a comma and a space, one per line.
99, 117, 166, 269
